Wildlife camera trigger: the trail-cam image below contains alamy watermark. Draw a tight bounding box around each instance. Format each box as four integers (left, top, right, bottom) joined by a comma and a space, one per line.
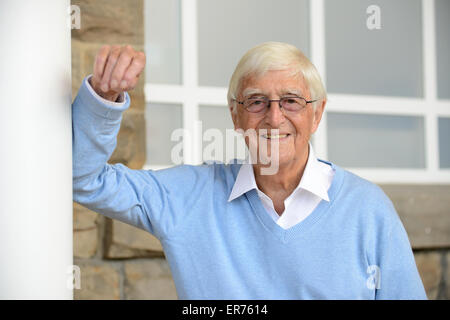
366, 265, 381, 290
366, 5, 381, 30
68, 5, 81, 30
170, 122, 281, 175
67, 265, 81, 290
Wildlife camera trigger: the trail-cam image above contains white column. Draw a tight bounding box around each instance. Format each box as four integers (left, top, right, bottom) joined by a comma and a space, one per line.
0, 0, 73, 299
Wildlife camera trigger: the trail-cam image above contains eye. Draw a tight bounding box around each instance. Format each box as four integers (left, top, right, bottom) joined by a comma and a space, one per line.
283, 97, 301, 105
245, 97, 267, 113
246, 97, 266, 106
285, 98, 298, 104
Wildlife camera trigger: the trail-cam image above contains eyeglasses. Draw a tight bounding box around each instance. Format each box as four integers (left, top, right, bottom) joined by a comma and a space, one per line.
232, 95, 317, 114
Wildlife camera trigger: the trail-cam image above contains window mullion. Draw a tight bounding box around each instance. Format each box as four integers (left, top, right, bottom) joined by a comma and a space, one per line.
423, 0, 439, 172
310, 0, 328, 160
181, 0, 201, 165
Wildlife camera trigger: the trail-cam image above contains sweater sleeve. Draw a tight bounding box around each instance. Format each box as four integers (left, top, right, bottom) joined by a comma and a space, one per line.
72, 76, 212, 240
371, 194, 428, 300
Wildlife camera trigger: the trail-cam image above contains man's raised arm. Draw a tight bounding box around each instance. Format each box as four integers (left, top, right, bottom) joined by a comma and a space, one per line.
72, 44, 160, 232
73, 44, 214, 240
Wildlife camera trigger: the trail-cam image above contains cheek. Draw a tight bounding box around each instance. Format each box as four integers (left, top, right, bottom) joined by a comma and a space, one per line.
242, 116, 262, 131
292, 117, 314, 141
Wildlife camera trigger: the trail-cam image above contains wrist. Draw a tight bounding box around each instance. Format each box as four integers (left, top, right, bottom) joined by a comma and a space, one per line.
88, 77, 120, 102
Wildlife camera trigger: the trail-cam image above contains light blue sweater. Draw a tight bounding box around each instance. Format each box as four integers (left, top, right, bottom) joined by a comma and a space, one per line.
73, 77, 427, 300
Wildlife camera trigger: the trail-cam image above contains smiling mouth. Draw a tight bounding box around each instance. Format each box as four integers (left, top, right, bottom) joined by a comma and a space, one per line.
261, 133, 291, 139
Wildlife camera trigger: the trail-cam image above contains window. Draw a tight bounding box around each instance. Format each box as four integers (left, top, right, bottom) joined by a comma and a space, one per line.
144, 0, 450, 184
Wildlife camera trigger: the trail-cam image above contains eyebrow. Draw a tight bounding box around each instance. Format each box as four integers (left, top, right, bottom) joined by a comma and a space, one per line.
242, 88, 264, 98
280, 88, 303, 96
242, 87, 303, 98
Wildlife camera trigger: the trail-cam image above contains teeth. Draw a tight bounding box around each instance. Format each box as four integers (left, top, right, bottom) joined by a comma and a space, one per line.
263, 134, 288, 139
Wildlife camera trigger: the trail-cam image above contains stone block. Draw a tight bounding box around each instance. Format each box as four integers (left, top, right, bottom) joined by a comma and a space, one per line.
124, 259, 178, 299
109, 109, 147, 169
73, 202, 98, 258
74, 228, 98, 259
71, 0, 144, 45
105, 218, 164, 259
414, 251, 442, 300
74, 262, 120, 300
380, 185, 450, 248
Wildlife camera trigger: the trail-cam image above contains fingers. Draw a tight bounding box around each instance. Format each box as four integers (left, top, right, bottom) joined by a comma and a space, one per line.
122, 51, 146, 90
109, 45, 134, 91
92, 45, 111, 88
100, 45, 122, 92
90, 44, 146, 101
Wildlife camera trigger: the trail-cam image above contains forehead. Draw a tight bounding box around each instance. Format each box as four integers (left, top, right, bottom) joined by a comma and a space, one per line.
239, 69, 307, 97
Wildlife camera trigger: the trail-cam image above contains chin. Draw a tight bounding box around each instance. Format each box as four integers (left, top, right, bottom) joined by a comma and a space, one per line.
254, 143, 295, 166
265, 151, 295, 167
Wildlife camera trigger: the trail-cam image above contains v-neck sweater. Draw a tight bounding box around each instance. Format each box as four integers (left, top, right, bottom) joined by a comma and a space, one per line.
72, 76, 427, 299
228, 142, 335, 229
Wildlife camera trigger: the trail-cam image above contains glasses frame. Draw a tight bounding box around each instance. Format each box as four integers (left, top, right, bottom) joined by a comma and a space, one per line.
232, 95, 318, 114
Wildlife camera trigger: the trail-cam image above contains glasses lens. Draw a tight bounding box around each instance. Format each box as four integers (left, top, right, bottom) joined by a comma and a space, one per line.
244, 97, 267, 113
280, 97, 306, 111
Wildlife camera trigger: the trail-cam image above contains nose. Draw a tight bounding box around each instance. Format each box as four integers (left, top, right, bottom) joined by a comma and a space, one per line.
264, 100, 285, 128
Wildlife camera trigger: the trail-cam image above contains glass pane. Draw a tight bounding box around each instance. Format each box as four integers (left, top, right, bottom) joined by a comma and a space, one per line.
199, 105, 246, 163
325, 0, 423, 97
198, 0, 310, 87
439, 117, 450, 168
145, 0, 181, 84
327, 112, 425, 168
436, 0, 450, 100
145, 103, 182, 165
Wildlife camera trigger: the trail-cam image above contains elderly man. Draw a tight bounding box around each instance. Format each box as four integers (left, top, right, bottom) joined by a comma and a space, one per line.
73, 42, 426, 299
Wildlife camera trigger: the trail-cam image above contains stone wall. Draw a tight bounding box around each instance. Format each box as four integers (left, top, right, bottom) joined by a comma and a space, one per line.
380, 186, 450, 300
71, 0, 450, 300
71, 0, 176, 299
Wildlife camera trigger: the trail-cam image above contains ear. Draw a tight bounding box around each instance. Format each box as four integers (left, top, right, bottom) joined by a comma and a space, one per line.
311, 99, 326, 134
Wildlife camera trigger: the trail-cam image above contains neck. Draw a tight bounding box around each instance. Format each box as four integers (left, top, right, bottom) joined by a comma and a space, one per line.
252, 144, 310, 196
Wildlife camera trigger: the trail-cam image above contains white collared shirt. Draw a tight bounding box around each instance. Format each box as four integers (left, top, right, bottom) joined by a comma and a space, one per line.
228, 143, 335, 229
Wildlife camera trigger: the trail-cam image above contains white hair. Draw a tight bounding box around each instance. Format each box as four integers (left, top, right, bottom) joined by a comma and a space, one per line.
227, 42, 327, 113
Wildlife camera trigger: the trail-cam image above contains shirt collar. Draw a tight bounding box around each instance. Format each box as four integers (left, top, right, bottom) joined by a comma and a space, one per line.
227, 142, 330, 202
227, 158, 258, 202
296, 143, 330, 202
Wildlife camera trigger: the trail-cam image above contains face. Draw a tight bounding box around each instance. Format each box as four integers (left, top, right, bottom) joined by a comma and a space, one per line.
230, 69, 325, 170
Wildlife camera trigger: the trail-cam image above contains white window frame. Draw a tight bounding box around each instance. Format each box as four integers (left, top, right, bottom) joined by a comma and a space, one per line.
144, 0, 450, 184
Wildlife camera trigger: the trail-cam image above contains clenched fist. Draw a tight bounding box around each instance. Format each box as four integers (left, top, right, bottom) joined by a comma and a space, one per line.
90, 45, 146, 102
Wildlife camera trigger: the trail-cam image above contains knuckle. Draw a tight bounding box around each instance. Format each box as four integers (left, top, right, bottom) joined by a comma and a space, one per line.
95, 58, 104, 68
100, 45, 110, 52
137, 51, 146, 61
106, 61, 117, 71
124, 73, 134, 82
133, 60, 142, 69
135, 58, 145, 68
109, 54, 119, 64
111, 46, 121, 56
96, 53, 106, 63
